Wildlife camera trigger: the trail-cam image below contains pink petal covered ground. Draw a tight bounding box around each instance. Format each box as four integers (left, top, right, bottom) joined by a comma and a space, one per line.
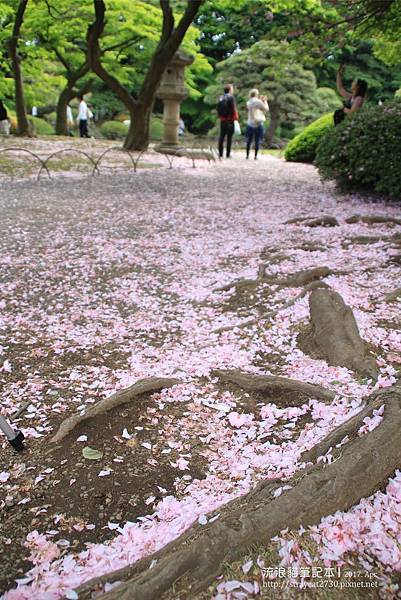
1, 154, 400, 598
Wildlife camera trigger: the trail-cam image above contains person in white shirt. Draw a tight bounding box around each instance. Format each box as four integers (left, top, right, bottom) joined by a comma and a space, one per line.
246, 88, 269, 160
77, 95, 90, 138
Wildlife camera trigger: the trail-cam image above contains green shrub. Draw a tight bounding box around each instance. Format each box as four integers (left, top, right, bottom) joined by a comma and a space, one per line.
29, 116, 54, 135
150, 117, 163, 141
100, 117, 164, 141
100, 120, 127, 140
284, 113, 333, 163
44, 112, 57, 125
315, 102, 401, 198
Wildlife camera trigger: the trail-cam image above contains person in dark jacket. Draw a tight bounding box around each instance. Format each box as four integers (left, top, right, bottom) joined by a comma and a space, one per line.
217, 84, 239, 159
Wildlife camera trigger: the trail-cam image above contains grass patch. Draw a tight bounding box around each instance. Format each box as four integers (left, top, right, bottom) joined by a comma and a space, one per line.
261, 149, 283, 158
0, 156, 37, 177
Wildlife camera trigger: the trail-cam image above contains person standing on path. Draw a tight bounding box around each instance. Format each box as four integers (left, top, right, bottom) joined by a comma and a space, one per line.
0, 100, 10, 136
77, 95, 90, 138
246, 89, 269, 160
217, 84, 239, 159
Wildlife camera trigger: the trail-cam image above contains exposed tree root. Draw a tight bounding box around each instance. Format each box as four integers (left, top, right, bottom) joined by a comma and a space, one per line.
346, 214, 401, 226
257, 254, 291, 277
298, 288, 378, 379
298, 241, 326, 252
386, 287, 401, 303
73, 382, 401, 600
285, 215, 339, 227
389, 254, 401, 265
211, 368, 335, 404
51, 377, 180, 444
347, 235, 387, 245
214, 266, 333, 294
391, 232, 401, 246
276, 266, 333, 287
213, 280, 328, 334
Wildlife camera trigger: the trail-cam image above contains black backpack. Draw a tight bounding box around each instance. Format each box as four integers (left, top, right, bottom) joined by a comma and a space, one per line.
217, 94, 233, 118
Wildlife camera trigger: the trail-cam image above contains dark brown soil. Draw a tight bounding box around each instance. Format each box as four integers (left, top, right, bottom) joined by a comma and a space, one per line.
0, 392, 208, 593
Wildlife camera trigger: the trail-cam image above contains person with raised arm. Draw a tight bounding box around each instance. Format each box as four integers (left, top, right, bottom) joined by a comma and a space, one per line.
334, 65, 368, 126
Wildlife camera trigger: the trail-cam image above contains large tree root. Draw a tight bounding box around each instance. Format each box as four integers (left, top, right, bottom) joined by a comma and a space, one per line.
298, 288, 378, 380
284, 215, 339, 227
72, 382, 401, 600
346, 214, 401, 226
386, 287, 401, 303
51, 377, 180, 443
211, 368, 335, 403
347, 235, 388, 245
213, 280, 328, 334
214, 266, 333, 295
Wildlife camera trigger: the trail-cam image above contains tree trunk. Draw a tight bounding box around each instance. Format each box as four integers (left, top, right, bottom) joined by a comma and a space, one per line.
123, 102, 153, 151
54, 59, 90, 135
7, 0, 30, 137
265, 104, 280, 147
55, 85, 74, 136
87, 0, 203, 152
55, 76, 91, 136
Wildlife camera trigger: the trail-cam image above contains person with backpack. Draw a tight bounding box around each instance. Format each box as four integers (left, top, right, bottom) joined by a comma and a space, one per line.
246, 89, 269, 160
334, 65, 368, 126
217, 84, 239, 159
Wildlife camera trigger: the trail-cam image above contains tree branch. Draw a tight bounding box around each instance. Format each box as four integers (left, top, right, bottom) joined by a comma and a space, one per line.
87, 0, 137, 112
53, 48, 72, 72
160, 0, 174, 45
102, 36, 143, 56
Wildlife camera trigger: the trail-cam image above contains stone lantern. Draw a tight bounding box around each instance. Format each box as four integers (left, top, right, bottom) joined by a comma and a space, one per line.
156, 50, 194, 151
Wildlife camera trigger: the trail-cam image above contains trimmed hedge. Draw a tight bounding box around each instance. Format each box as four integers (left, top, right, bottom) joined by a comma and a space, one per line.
29, 116, 54, 135
315, 101, 401, 198
100, 120, 127, 140
100, 117, 164, 141
284, 113, 333, 163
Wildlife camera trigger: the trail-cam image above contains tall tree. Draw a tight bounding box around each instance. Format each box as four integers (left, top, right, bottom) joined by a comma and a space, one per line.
6, 0, 30, 135
27, 0, 163, 135
27, 0, 93, 134
87, 0, 204, 150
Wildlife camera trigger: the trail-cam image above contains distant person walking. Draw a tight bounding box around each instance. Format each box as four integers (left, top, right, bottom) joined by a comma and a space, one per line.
246, 89, 269, 160
217, 84, 239, 159
77, 95, 90, 138
334, 65, 368, 126
66, 104, 74, 136
0, 100, 10, 136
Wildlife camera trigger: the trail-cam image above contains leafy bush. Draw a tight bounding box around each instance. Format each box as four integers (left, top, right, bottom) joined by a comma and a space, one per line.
150, 117, 163, 141
114, 113, 130, 123
100, 120, 127, 140
44, 112, 57, 125
100, 117, 164, 141
284, 113, 333, 163
315, 102, 401, 198
29, 116, 54, 135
